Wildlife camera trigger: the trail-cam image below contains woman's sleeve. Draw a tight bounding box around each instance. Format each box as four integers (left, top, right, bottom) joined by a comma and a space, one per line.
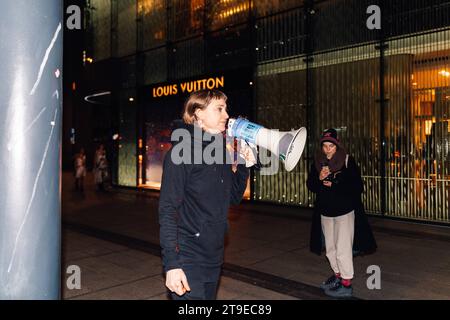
307, 164, 322, 193
158, 149, 187, 272
230, 164, 249, 205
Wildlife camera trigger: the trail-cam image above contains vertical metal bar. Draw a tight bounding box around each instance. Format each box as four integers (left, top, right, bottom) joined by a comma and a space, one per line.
305, 0, 314, 177
377, 0, 388, 216
202, 0, 207, 71
0, 0, 63, 299
166, 0, 171, 78
134, 0, 142, 187
249, 0, 257, 202
111, 0, 118, 57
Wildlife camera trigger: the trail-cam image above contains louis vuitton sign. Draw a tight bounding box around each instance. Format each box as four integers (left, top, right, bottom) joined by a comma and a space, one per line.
152, 76, 225, 98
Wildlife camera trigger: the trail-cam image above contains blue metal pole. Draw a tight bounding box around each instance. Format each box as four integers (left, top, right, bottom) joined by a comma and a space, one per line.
0, 0, 63, 299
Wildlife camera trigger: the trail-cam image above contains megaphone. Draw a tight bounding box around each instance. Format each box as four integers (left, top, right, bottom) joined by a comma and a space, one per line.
227, 117, 307, 172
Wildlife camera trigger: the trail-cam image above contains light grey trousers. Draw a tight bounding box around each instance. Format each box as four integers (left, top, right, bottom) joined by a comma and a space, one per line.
321, 211, 355, 280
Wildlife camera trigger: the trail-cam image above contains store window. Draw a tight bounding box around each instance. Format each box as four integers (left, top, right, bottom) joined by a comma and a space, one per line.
144, 123, 172, 188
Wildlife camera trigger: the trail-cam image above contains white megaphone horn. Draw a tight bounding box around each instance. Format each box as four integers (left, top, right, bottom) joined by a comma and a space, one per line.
227, 117, 307, 172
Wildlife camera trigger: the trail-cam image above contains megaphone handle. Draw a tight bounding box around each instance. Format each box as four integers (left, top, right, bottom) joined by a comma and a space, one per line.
243, 140, 257, 151
240, 139, 260, 169
244, 140, 262, 170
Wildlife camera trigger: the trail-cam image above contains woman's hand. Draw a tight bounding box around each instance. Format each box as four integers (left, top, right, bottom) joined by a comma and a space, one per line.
166, 268, 191, 296
239, 140, 257, 167
323, 180, 332, 187
226, 138, 258, 167
319, 166, 330, 180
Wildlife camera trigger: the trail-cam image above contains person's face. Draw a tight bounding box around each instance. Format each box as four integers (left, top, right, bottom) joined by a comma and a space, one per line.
195, 98, 229, 134
322, 142, 337, 159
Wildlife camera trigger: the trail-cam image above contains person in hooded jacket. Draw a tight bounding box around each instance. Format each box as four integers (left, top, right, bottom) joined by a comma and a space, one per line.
307, 128, 377, 298
159, 89, 256, 300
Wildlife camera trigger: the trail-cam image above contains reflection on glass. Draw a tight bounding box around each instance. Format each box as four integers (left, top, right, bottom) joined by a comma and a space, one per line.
91, 0, 111, 61
255, 0, 303, 17
143, 123, 172, 189
208, 0, 250, 31
169, 0, 204, 40
142, 122, 251, 198
118, 0, 137, 57
139, 0, 166, 49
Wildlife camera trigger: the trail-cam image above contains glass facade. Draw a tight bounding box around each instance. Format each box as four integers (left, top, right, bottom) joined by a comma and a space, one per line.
383, 31, 450, 222
254, 6, 450, 223
208, 0, 250, 31
85, 0, 450, 224
169, 0, 204, 40
256, 6, 305, 62
143, 47, 168, 85
118, 89, 137, 187
139, 0, 167, 50
89, 0, 111, 61
117, 0, 137, 57
169, 38, 205, 80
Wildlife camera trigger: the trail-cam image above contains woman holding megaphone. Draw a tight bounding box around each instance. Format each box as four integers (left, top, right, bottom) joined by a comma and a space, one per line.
159, 89, 256, 300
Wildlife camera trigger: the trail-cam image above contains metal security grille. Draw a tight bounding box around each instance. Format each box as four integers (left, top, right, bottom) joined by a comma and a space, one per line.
256, 47, 382, 212
255, 2, 450, 223
168, 37, 205, 80
386, 0, 450, 38
256, 7, 306, 62
311, 50, 382, 214
383, 31, 450, 222
254, 0, 303, 17
144, 48, 168, 85
85, 0, 450, 223
255, 66, 310, 206
313, 0, 379, 52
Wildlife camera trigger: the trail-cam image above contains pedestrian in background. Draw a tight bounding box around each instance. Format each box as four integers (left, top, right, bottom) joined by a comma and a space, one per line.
94, 144, 109, 191
74, 147, 86, 192
307, 128, 377, 298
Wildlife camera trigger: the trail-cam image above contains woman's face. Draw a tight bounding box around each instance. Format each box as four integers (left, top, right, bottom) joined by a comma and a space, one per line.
195, 98, 229, 134
322, 142, 337, 159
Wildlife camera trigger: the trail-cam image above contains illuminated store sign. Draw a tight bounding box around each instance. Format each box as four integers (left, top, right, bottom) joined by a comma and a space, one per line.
152, 76, 225, 98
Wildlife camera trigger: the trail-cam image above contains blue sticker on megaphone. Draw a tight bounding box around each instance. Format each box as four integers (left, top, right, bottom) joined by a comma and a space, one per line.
230, 118, 263, 144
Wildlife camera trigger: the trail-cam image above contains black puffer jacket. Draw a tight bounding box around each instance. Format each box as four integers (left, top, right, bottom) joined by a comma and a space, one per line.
159, 121, 249, 272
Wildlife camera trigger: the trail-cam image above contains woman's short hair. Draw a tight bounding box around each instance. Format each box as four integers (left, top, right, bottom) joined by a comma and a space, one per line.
182, 89, 227, 124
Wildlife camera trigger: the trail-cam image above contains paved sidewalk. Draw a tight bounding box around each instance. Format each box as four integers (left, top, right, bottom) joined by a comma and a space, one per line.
62, 230, 296, 300
62, 172, 450, 300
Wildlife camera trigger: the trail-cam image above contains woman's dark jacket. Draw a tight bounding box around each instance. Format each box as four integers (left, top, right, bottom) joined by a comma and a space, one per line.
159, 121, 249, 272
307, 155, 377, 255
